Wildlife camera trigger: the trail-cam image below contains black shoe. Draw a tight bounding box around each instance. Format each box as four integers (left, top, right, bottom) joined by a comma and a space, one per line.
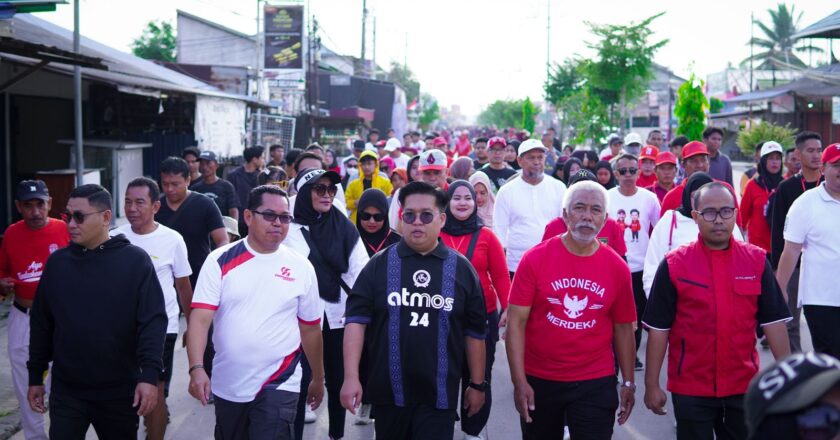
635, 358, 644, 371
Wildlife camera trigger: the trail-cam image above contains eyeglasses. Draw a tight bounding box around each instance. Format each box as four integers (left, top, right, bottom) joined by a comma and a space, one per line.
360, 212, 385, 222
401, 211, 436, 225
251, 210, 293, 224
694, 207, 736, 222
312, 184, 338, 197
61, 210, 106, 224
797, 404, 840, 440
267, 180, 289, 191
617, 167, 638, 176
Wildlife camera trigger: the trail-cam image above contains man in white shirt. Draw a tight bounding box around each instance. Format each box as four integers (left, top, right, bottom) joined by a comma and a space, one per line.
494, 139, 566, 276
384, 138, 409, 169
112, 177, 192, 440
186, 185, 325, 439
607, 153, 661, 370
776, 144, 840, 358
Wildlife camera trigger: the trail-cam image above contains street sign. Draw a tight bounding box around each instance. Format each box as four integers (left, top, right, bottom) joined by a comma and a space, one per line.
833, 96, 840, 125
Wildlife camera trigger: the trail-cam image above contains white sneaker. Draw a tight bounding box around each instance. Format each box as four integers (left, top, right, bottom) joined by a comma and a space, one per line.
564, 426, 571, 440
354, 404, 373, 425
304, 405, 317, 423
464, 434, 484, 440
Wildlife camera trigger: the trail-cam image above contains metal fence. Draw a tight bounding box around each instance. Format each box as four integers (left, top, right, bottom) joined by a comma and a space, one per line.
248, 113, 296, 149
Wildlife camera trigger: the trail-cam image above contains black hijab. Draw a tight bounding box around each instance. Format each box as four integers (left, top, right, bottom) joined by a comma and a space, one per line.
594, 160, 617, 190
406, 155, 421, 182
355, 188, 400, 257
755, 153, 784, 192
293, 168, 360, 302
562, 158, 583, 185
678, 172, 714, 217
552, 156, 568, 181
442, 180, 484, 236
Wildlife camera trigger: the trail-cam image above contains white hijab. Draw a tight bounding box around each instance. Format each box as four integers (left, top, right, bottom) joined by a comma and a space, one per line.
469, 171, 496, 229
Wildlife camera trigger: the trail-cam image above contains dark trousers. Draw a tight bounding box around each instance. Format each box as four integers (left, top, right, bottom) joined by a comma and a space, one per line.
374, 404, 456, 440
48, 392, 138, 440
803, 305, 840, 358
632, 271, 645, 355
294, 318, 345, 440
293, 356, 311, 440
521, 375, 618, 440
787, 267, 802, 352
460, 309, 499, 436
672, 393, 746, 440
214, 389, 298, 440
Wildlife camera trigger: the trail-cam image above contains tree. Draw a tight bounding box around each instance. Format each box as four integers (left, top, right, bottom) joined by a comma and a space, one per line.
521, 97, 537, 134
743, 3, 823, 69
674, 73, 708, 141
131, 20, 176, 62
419, 96, 440, 130
387, 62, 421, 104
709, 97, 724, 114
735, 121, 796, 156
477, 99, 524, 129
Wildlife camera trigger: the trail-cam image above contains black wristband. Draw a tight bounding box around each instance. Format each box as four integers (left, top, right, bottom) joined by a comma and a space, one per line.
189, 364, 205, 374
468, 381, 489, 392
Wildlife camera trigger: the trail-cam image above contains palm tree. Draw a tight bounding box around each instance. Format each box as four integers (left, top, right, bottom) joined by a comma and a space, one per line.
743, 3, 823, 69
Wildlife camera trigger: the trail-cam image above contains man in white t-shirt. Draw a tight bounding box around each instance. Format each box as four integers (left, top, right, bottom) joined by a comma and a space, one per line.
384, 138, 409, 170
777, 144, 840, 357
494, 139, 567, 275
607, 154, 661, 370
112, 177, 192, 440
186, 185, 325, 439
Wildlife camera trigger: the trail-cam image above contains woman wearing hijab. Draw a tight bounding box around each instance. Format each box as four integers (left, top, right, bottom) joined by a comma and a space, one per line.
356, 188, 401, 257
738, 141, 784, 253
561, 157, 583, 186
450, 156, 475, 180
284, 168, 370, 440
642, 172, 744, 297
594, 160, 617, 190
389, 168, 408, 195
469, 171, 496, 228
439, 180, 510, 440
551, 156, 568, 182
325, 148, 341, 174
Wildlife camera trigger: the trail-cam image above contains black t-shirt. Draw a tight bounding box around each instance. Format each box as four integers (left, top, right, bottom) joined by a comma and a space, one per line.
227, 166, 259, 210
643, 258, 791, 330
479, 165, 517, 193
190, 178, 240, 217
769, 174, 823, 269
345, 240, 487, 409
155, 192, 225, 286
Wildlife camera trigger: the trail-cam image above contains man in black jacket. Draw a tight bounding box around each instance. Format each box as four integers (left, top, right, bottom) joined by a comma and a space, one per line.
27, 184, 167, 439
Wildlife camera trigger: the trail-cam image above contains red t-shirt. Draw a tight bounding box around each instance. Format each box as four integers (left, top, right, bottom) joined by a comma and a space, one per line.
661, 179, 736, 218
636, 173, 657, 188
509, 237, 636, 382
738, 179, 772, 253
541, 217, 627, 257
440, 227, 510, 313
0, 218, 70, 301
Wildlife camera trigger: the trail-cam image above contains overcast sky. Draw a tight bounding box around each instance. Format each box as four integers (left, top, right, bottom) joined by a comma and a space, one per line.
42, 0, 837, 117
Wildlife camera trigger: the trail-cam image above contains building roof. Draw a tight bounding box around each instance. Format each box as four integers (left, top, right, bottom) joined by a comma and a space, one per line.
176, 9, 255, 42
725, 75, 840, 103
792, 9, 840, 39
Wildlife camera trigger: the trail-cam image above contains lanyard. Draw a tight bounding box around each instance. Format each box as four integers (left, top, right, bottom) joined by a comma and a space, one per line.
366, 230, 392, 254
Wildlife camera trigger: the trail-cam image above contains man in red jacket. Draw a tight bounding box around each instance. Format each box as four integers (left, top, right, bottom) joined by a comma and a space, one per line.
643, 182, 791, 439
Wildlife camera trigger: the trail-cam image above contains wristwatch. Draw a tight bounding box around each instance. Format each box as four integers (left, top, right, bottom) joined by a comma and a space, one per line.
468, 381, 489, 392
621, 380, 636, 391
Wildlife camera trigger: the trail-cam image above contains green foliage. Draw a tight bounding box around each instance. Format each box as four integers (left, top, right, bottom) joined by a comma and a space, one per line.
544, 59, 582, 106
477, 99, 524, 129
131, 20, 176, 62
387, 62, 421, 104
566, 88, 611, 145
419, 98, 440, 130
709, 97, 724, 114
735, 122, 796, 156
743, 3, 823, 69
674, 73, 708, 141
521, 97, 537, 134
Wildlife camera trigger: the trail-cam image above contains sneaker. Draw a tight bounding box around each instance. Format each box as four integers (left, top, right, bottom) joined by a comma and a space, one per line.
354, 404, 373, 425
564, 426, 571, 440
464, 434, 484, 440
304, 405, 317, 423
635, 358, 644, 371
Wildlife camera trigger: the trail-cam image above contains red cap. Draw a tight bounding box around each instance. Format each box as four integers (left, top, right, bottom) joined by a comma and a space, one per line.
375, 140, 387, 147
639, 145, 660, 161
488, 136, 507, 149
822, 143, 840, 164
655, 151, 677, 166
682, 141, 709, 159
433, 136, 448, 147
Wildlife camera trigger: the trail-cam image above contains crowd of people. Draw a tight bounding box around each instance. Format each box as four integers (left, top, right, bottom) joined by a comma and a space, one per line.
0, 124, 839, 440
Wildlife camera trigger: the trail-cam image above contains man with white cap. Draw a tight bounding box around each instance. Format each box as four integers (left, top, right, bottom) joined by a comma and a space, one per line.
494, 139, 567, 277
384, 137, 409, 169
624, 133, 643, 157
388, 149, 450, 231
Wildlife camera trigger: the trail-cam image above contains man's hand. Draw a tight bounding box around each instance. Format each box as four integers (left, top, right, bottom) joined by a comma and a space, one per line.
513, 380, 535, 423
617, 385, 635, 425
307, 377, 325, 411
340, 377, 363, 415
463, 388, 486, 418
133, 382, 158, 416
0, 277, 14, 299
644, 385, 668, 415
27, 386, 46, 414
188, 368, 212, 406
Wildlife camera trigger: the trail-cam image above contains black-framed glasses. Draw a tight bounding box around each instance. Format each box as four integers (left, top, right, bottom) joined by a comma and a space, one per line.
617, 167, 638, 176
401, 211, 435, 225
360, 212, 385, 222
312, 184, 338, 197
694, 207, 736, 222
61, 210, 106, 224
797, 403, 840, 440
251, 210, 293, 224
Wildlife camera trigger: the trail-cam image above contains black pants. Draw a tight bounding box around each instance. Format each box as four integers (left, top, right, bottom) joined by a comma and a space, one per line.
521, 375, 618, 440
786, 267, 802, 352
459, 309, 499, 436
804, 305, 840, 358
214, 389, 297, 440
374, 404, 456, 440
632, 271, 645, 354
294, 318, 345, 440
671, 393, 746, 440
293, 356, 311, 440
48, 392, 138, 440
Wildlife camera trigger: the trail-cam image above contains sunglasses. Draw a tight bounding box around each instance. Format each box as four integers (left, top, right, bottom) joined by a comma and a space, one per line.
401, 211, 436, 225
251, 210, 293, 224
312, 184, 338, 197
694, 207, 736, 222
797, 403, 840, 440
61, 210, 106, 224
268, 180, 289, 190
360, 212, 385, 222
617, 167, 638, 176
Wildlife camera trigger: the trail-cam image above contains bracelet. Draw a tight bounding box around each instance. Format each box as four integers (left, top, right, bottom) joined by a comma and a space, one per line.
189, 364, 205, 374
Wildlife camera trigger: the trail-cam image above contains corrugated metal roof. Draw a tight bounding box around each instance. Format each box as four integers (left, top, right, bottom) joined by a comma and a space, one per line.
793, 9, 840, 39
725, 76, 840, 103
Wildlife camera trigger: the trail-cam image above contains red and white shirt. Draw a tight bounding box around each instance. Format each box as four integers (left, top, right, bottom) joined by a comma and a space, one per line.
192, 239, 323, 402
509, 237, 636, 382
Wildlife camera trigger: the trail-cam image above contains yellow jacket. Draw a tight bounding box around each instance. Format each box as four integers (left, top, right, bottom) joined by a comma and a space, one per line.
345, 150, 393, 222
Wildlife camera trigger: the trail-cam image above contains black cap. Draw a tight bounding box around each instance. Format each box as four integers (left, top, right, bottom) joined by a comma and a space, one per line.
353, 140, 366, 151
199, 150, 218, 162
568, 169, 597, 186
746, 352, 840, 437
16, 180, 49, 201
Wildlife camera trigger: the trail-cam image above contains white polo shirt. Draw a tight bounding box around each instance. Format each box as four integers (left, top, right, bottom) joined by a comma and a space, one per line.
192, 239, 323, 402
784, 182, 840, 307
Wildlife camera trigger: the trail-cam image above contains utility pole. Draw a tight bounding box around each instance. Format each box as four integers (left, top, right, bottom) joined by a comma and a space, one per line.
372, 16, 376, 79
404, 33, 408, 67
255, 0, 263, 146
748, 11, 754, 128
360, 0, 367, 77
546, 0, 550, 82
73, 0, 83, 186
